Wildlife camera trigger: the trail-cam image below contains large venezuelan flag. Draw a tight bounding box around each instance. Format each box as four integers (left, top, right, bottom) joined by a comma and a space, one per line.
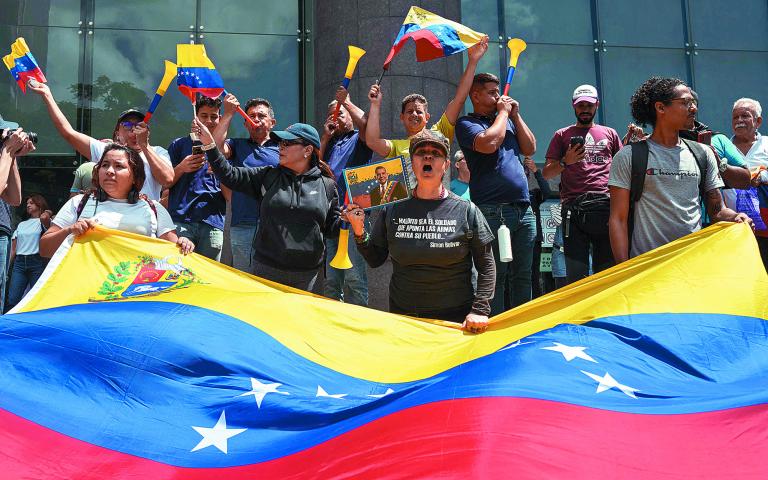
1, 223, 767, 478
2, 37, 47, 93
383, 6, 485, 68
176, 44, 224, 103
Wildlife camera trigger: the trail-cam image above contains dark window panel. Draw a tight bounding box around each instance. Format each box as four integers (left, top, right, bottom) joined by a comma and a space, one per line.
507, 44, 597, 163
0, 25, 82, 155
692, 50, 768, 136
460, 0, 500, 40
504, 0, 593, 46
598, 0, 685, 48
201, 34, 300, 137
600, 47, 689, 131
689, 0, 768, 51
201, 0, 299, 35
93, 0, 196, 31
0, 0, 81, 28
89, 29, 191, 149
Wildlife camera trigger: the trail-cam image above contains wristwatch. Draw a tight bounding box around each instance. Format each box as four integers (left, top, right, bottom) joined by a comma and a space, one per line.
717, 155, 728, 173
354, 231, 369, 245
559, 159, 566, 169
201, 142, 217, 151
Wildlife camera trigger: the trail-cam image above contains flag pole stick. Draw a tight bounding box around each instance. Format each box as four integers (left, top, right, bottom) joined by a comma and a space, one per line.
375, 68, 386, 86
222, 89, 259, 129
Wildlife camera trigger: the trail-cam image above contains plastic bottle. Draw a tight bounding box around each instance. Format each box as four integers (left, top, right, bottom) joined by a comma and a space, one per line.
498, 224, 513, 262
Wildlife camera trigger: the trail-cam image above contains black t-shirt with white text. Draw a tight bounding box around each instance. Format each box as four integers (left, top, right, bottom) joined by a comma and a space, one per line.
370, 192, 494, 313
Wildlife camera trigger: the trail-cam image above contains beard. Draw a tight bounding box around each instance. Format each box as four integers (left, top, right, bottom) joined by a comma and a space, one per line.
575, 111, 595, 125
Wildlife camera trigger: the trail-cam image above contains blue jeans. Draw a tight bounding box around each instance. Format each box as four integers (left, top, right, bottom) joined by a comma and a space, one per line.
230, 223, 257, 272
6, 253, 45, 312
176, 221, 224, 261
0, 234, 9, 312
324, 225, 369, 306
478, 203, 536, 314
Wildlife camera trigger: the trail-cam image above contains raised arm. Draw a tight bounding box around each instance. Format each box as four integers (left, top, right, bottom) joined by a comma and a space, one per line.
134, 123, 174, 187
511, 106, 536, 156
472, 98, 511, 154
0, 131, 30, 206
365, 84, 393, 157
27, 79, 94, 159
444, 37, 488, 125
212, 94, 237, 159
196, 118, 264, 197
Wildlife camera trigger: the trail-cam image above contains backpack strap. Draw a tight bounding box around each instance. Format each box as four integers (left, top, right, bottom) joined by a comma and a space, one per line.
465, 199, 476, 241
627, 140, 649, 251
680, 138, 709, 200
75, 192, 92, 219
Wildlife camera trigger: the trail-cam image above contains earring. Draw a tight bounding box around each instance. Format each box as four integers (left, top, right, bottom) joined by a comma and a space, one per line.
97, 187, 108, 202
127, 187, 139, 204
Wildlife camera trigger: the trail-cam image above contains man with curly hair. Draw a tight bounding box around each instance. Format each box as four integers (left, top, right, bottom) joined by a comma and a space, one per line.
607, 77, 752, 262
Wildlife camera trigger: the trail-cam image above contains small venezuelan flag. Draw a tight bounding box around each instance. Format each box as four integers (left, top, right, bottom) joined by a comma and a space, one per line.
383, 6, 485, 68
176, 44, 224, 103
2, 37, 47, 93
144, 60, 177, 123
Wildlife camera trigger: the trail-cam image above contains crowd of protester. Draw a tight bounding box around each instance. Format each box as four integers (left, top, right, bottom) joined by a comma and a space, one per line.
0, 42, 765, 330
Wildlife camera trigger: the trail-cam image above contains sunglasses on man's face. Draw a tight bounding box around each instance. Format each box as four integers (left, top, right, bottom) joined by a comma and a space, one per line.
119, 121, 139, 129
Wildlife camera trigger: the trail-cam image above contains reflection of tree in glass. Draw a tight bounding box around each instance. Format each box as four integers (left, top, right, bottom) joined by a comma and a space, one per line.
86, 75, 188, 149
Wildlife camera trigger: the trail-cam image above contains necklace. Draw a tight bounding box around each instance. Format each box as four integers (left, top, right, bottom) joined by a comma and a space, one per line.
414, 185, 445, 200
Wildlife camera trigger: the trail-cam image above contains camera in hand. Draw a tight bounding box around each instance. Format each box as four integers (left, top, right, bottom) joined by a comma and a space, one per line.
0, 129, 38, 145
570, 135, 585, 147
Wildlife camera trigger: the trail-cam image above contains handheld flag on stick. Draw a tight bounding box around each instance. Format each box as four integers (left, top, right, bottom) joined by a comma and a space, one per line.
331, 46, 366, 122
3, 38, 47, 94
503, 38, 526, 96
382, 6, 484, 69
176, 44, 224, 103
143, 60, 176, 123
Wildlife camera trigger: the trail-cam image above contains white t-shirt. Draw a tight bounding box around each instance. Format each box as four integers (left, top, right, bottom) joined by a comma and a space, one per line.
89, 140, 171, 201
52, 195, 175, 238
12, 218, 44, 255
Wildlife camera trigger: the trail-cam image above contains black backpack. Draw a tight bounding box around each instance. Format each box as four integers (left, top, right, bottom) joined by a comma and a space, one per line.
627, 139, 710, 247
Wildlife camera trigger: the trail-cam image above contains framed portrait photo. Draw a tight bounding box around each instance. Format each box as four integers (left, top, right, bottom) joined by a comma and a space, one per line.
342, 156, 411, 210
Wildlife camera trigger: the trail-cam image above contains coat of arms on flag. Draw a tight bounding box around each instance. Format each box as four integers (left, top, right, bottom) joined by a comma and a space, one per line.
90, 255, 203, 302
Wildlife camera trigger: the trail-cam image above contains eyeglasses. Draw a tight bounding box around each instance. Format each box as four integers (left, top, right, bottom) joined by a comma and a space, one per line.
119, 121, 139, 129
668, 98, 698, 109
278, 139, 306, 149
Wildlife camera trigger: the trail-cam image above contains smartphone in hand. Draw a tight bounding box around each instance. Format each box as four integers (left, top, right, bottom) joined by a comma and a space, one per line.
192, 145, 204, 155
570, 136, 585, 147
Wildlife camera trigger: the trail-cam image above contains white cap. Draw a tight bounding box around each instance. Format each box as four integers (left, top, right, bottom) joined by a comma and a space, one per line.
572, 84, 599, 104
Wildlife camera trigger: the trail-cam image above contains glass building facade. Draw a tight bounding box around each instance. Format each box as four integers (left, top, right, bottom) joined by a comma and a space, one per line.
1, 0, 312, 215
2, 0, 767, 213
461, 0, 768, 165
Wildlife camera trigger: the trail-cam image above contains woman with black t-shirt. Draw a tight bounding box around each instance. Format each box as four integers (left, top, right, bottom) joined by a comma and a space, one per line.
345, 130, 496, 332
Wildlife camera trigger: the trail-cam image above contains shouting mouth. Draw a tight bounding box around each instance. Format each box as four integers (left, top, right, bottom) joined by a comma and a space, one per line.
422, 164, 433, 173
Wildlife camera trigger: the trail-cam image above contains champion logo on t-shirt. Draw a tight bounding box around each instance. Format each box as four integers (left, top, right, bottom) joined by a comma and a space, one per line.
646, 168, 698, 178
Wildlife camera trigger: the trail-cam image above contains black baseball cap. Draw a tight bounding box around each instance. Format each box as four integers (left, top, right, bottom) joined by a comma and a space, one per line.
117, 109, 144, 122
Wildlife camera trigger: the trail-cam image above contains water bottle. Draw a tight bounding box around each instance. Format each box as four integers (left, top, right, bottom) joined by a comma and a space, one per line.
498, 224, 513, 262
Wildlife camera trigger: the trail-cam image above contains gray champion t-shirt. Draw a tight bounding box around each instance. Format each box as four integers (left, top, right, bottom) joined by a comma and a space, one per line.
608, 139, 723, 257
